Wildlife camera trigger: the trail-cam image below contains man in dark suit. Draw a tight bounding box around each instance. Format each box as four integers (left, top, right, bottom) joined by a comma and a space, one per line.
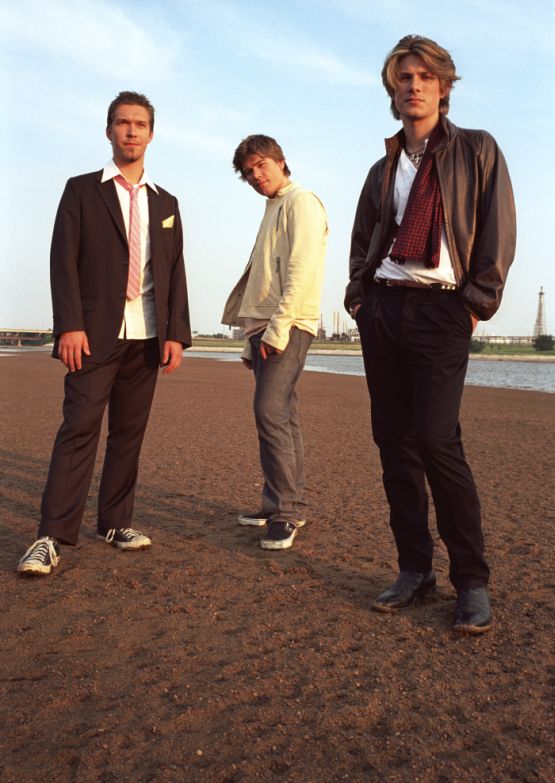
18, 91, 191, 576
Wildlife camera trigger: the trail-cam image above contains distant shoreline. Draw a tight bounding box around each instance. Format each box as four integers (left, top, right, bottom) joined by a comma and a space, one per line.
1, 343, 554, 363
188, 345, 555, 363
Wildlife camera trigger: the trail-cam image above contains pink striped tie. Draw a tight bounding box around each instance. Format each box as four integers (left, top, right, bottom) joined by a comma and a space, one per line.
115, 175, 142, 301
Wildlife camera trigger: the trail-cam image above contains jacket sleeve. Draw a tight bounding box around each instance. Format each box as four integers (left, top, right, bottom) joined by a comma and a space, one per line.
344, 166, 380, 312
50, 178, 86, 337
262, 192, 327, 351
461, 134, 516, 321
165, 200, 192, 348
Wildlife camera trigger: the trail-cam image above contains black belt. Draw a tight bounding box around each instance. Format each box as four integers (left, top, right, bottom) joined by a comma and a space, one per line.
374, 277, 458, 291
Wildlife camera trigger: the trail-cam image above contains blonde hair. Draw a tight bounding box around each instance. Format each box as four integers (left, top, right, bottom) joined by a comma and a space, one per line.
382, 35, 460, 119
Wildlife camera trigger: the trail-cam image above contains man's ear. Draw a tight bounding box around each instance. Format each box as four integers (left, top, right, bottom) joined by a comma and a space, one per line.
106, 126, 112, 142
439, 81, 451, 100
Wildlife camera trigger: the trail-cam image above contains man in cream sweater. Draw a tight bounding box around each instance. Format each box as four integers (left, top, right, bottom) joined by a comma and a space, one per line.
222, 134, 328, 550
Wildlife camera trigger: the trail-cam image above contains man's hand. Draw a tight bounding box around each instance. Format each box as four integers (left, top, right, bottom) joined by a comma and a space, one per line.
260, 341, 282, 360
242, 357, 253, 370
350, 304, 362, 319
161, 340, 183, 374
58, 331, 90, 372
470, 313, 479, 334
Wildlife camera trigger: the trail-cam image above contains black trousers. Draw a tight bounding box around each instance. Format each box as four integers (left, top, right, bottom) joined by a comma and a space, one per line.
357, 285, 489, 590
38, 338, 159, 546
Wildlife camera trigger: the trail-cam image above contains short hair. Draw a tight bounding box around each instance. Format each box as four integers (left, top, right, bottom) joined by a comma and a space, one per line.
107, 91, 155, 131
233, 134, 291, 180
382, 35, 460, 120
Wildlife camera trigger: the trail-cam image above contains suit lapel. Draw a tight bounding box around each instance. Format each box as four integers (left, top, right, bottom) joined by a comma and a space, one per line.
147, 187, 161, 260
96, 173, 127, 244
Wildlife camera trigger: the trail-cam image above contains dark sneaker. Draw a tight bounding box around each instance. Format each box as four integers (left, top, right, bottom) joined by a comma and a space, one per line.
97, 528, 151, 550
238, 510, 306, 527
18, 537, 60, 576
260, 521, 299, 550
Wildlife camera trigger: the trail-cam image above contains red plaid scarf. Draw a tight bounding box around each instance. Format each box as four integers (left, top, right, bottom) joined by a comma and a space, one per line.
389, 122, 444, 268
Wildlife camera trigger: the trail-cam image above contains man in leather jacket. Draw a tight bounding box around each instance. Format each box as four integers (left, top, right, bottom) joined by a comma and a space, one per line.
345, 35, 516, 633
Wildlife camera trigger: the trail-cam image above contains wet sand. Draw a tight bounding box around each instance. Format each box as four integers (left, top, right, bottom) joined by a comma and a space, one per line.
1, 353, 554, 782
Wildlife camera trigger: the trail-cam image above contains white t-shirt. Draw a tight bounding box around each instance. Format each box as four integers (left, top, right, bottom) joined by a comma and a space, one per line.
375, 148, 457, 286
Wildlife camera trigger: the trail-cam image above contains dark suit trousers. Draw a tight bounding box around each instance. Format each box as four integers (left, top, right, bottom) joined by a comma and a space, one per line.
38, 339, 159, 545
356, 285, 489, 590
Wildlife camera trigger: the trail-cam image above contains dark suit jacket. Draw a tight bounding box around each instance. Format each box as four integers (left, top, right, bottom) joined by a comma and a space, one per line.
50, 170, 191, 363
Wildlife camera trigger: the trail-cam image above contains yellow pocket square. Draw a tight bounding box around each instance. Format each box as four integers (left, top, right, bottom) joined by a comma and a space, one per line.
162, 215, 175, 229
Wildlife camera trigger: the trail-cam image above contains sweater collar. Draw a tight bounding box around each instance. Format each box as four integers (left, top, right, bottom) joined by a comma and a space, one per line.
272, 181, 298, 200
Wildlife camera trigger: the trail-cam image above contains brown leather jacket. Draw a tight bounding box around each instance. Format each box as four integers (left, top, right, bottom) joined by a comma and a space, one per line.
345, 116, 516, 321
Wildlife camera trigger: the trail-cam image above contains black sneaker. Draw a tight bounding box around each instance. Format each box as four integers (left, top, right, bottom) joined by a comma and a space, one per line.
97, 528, 152, 550
17, 537, 60, 576
238, 510, 306, 527
260, 521, 299, 550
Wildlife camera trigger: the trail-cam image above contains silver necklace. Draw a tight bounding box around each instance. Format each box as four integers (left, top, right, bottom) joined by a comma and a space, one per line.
406, 145, 426, 165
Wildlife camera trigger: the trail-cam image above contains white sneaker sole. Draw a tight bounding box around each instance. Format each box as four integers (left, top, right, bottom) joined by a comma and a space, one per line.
238, 515, 306, 528
260, 529, 298, 550
96, 534, 151, 550
17, 563, 57, 576
238, 516, 268, 527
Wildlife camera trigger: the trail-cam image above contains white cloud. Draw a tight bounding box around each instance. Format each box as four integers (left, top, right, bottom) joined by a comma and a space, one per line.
251, 37, 376, 87
188, 0, 375, 86
328, 0, 552, 55
1, 0, 180, 80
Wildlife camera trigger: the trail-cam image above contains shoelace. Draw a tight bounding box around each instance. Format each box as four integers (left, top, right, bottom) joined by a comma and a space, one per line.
104, 528, 141, 543
19, 537, 57, 565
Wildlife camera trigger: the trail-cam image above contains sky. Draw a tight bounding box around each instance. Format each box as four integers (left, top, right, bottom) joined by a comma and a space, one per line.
1, 0, 554, 337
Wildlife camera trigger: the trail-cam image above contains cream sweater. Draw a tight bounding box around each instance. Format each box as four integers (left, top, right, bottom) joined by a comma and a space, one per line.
221, 182, 328, 358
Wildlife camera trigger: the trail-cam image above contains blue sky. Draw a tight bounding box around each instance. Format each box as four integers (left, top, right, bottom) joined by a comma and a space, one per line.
1, 0, 554, 336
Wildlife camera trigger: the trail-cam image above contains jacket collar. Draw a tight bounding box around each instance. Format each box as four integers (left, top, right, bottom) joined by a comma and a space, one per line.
384, 115, 458, 158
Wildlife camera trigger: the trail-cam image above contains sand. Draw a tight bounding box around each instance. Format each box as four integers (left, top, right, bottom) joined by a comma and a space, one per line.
1, 353, 554, 782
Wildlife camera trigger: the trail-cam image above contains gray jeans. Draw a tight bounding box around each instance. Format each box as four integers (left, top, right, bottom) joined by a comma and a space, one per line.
249, 327, 313, 523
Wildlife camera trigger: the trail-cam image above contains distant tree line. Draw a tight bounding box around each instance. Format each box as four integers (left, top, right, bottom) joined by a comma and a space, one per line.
533, 334, 554, 351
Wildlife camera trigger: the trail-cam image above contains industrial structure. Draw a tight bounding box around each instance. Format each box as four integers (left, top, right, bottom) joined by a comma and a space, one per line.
533, 287, 547, 338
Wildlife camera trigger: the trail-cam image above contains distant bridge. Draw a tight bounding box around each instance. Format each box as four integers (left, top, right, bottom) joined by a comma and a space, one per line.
0, 329, 53, 347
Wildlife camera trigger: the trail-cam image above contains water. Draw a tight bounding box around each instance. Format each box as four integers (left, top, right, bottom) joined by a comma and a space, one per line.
186, 351, 555, 394
3, 345, 553, 393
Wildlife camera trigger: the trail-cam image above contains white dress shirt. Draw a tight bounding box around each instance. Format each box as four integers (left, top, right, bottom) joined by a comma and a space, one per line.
101, 160, 159, 340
